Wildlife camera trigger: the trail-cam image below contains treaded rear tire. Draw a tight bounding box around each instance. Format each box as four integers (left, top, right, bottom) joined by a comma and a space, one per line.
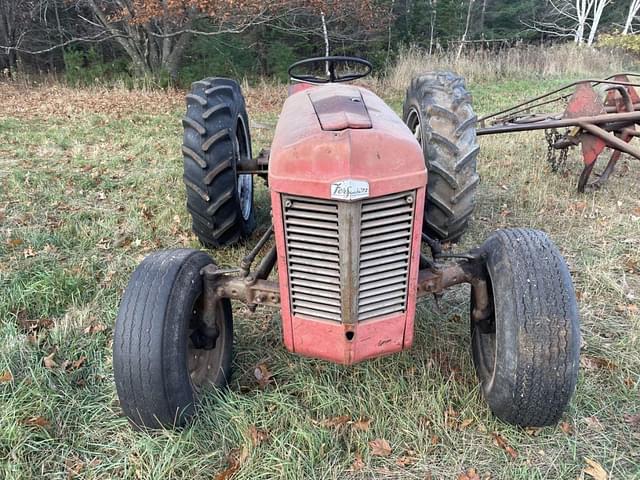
403, 71, 480, 243
471, 228, 581, 427
182, 78, 256, 248
113, 249, 233, 429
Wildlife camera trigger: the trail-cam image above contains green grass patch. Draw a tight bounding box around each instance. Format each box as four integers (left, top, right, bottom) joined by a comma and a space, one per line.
1, 78, 639, 479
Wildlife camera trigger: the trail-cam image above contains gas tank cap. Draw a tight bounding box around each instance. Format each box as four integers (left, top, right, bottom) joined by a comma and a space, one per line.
308, 87, 372, 131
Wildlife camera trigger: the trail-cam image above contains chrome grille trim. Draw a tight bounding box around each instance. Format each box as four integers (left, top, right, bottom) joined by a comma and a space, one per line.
283, 196, 341, 321
282, 191, 414, 323
357, 193, 414, 320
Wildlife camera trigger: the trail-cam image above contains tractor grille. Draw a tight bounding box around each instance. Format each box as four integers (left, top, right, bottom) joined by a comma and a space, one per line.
358, 193, 413, 320
283, 197, 341, 321
282, 192, 415, 322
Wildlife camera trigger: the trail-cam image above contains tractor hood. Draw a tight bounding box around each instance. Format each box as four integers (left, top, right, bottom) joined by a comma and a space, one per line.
268, 84, 426, 199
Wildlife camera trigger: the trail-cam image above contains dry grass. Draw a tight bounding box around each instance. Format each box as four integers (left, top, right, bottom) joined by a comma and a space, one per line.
384, 43, 637, 94
1, 56, 640, 479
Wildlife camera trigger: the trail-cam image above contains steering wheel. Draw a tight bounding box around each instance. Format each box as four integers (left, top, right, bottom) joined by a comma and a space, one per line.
288, 56, 372, 84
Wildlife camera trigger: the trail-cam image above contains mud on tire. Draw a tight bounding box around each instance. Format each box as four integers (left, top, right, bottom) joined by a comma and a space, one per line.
403, 72, 480, 243
471, 228, 581, 427
182, 78, 256, 248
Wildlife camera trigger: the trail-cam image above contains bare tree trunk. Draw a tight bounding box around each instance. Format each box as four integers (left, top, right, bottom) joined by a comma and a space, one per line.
575, 0, 595, 44
320, 10, 329, 75
587, 0, 610, 46
456, 0, 475, 61
623, 0, 640, 34
480, 0, 488, 39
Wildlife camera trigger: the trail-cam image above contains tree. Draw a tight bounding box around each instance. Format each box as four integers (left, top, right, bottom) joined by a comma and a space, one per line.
0, 0, 386, 80
623, 0, 640, 34
531, 0, 610, 45
586, 0, 611, 45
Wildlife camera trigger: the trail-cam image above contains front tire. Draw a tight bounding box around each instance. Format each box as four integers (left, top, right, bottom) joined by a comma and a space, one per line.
113, 249, 233, 429
403, 72, 480, 243
471, 229, 581, 427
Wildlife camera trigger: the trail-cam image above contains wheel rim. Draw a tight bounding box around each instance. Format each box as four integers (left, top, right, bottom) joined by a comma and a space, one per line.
187, 296, 228, 391
235, 115, 253, 222
407, 107, 423, 148
471, 280, 498, 392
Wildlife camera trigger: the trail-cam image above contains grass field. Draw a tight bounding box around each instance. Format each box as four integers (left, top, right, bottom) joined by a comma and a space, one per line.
1, 73, 639, 479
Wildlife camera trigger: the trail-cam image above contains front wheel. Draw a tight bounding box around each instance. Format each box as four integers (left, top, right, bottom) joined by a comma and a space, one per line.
113, 249, 233, 429
471, 228, 580, 427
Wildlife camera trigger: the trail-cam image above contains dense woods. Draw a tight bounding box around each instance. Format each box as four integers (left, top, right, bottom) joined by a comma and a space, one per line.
1, 0, 639, 84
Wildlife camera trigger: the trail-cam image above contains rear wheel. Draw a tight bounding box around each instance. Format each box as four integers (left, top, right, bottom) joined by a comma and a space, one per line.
471, 228, 581, 427
182, 78, 256, 248
403, 72, 480, 243
113, 249, 233, 428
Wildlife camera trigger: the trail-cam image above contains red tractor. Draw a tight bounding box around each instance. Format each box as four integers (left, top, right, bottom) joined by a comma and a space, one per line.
113, 57, 580, 429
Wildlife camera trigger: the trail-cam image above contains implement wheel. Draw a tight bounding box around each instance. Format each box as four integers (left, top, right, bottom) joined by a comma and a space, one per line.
403, 72, 480, 243
471, 228, 580, 427
113, 249, 233, 428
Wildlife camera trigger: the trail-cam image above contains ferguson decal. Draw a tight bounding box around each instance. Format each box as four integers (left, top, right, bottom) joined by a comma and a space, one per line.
330, 179, 370, 200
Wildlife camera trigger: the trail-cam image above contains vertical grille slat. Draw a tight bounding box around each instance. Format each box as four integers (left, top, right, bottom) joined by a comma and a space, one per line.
283, 191, 414, 323
357, 193, 414, 320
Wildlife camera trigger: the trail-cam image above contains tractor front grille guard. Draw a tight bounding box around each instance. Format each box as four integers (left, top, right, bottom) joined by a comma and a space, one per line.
281, 192, 414, 323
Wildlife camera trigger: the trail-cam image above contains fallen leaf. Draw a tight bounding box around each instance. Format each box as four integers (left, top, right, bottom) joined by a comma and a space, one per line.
253, 363, 273, 387
65, 457, 84, 478
570, 201, 588, 212
583, 458, 607, 480
350, 452, 365, 472
445, 405, 460, 429
0, 371, 13, 383
525, 426, 543, 436
62, 356, 86, 372
7, 238, 23, 247
492, 432, 518, 459
19, 316, 54, 334
83, 323, 107, 334
583, 416, 604, 431
23, 416, 50, 427
215, 447, 248, 480
23, 247, 36, 258
624, 413, 640, 431
581, 356, 617, 370
458, 468, 481, 480
396, 453, 419, 467
559, 421, 573, 435
430, 434, 440, 445
459, 418, 474, 430
369, 438, 392, 457
352, 418, 371, 431
141, 205, 154, 220
43, 350, 58, 369
247, 425, 269, 447
318, 415, 350, 429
